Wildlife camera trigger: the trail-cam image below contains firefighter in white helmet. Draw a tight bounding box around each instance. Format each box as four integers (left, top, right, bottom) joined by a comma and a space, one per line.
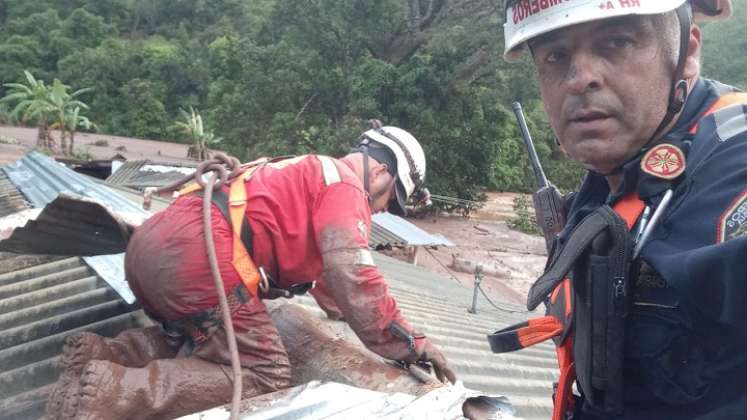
495, 1, 747, 419
44, 121, 454, 420
354, 119, 429, 216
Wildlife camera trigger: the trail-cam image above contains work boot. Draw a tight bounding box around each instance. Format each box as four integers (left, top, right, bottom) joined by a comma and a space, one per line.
46, 327, 183, 419
65, 356, 285, 420
45, 333, 114, 419
60, 332, 114, 373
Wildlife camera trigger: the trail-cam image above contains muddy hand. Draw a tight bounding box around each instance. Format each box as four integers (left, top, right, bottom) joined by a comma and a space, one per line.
421, 340, 457, 384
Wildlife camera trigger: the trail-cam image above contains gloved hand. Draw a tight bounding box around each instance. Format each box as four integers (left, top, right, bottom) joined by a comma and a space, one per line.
419, 339, 457, 384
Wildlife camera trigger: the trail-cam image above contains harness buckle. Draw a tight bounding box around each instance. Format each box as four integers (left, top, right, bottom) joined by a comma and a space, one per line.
258, 266, 271, 293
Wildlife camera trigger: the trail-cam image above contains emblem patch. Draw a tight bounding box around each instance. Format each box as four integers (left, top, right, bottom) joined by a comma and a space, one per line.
641, 144, 686, 180
718, 188, 747, 243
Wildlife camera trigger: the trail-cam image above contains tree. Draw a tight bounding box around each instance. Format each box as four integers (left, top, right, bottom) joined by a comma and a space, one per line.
1, 70, 55, 148
175, 107, 221, 161
46, 77, 92, 154
2, 70, 94, 154
64, 106, 97, 154
0, 35, 43, 84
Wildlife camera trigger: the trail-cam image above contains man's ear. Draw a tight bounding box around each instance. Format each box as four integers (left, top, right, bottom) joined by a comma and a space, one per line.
683, 24, 702, 80
374, 163, 389, 178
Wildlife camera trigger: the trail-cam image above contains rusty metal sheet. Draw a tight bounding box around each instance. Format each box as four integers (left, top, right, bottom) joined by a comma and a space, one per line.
0, 194, 136, 256
1, 152, 153, 304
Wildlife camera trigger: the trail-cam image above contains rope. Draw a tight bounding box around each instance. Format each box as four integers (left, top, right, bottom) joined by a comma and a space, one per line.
422, 247, 462, 284
142, 152, 241, 210
141, 152, 244, 419
423, 247, 530, 314
202, 170, 242, 420
476, 283, 530, 314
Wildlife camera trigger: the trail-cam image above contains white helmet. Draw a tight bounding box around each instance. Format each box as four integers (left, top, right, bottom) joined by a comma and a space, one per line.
503, 0, 733, 61
357, 121, 427, 215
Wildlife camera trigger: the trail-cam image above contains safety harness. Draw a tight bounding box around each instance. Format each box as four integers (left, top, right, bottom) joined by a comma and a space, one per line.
164, 155, 345, 343
488, 194, 644, 420
488, 91, 747, 420
160, 162, 266, 343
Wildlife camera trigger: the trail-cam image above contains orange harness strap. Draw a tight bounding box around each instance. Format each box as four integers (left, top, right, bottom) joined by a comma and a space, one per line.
177, 164, 265, 297
227, 168, 261, 296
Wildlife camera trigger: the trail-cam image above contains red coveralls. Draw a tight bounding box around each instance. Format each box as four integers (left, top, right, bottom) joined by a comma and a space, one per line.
50, 155, 426, 420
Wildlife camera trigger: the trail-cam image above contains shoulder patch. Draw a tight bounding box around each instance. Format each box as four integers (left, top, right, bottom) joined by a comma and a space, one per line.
717, 188, 747, 243
641, 143, 686, 180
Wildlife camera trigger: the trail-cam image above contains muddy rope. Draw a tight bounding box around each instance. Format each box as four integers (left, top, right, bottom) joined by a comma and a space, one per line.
476, 283, 529, 315
142, 152, 244, 420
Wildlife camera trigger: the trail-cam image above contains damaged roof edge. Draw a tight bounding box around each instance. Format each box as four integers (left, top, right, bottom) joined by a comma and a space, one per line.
1, 152, 153, 304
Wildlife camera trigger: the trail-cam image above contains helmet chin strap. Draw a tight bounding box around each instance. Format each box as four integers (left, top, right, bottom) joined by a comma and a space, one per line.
595, 3, 692, 178
360, 138, 372, 206
647, 4, 692, 144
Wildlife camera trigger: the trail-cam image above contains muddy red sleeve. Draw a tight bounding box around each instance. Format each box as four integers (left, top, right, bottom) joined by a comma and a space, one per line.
312, 183, 421, 361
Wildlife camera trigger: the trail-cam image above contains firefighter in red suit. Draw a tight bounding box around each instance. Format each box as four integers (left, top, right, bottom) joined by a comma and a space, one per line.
46, 124, 456, 420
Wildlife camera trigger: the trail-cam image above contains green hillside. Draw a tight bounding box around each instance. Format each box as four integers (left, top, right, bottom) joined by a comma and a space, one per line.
0, 0, 743, 199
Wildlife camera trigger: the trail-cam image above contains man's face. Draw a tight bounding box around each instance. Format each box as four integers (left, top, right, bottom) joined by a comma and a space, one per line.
531, 16, 674, 174
367, 163, 398, 213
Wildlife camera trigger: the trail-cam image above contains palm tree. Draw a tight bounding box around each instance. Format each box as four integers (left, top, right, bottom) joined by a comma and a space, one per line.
47, 79, 92, 154
175, 107, 222, 161
1, 71, 93, 154
64, 106, 97, 155
1, 71, 55, 148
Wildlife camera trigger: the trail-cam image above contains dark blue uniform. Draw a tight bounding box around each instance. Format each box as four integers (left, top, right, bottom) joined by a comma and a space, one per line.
563, 78, 747, 419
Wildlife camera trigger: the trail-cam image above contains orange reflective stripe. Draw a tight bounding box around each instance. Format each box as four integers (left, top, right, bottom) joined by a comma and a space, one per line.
613, 192, 646, 230
516, 316, 564, 348
228, 167, 260, 296
689, 92, 747, 134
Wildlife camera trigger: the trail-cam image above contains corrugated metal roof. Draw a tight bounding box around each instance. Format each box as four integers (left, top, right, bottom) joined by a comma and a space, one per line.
0, 250, 555, 420
0, 172, 29, 217
0, 255, 147, 420
106, 160, 196, 191
3, 151, 147, 212
0, 156, 149, 419
370, 212, 454, 248
105, 160, 148, 186
0, 194, 133, 256
1, 152, 156, 304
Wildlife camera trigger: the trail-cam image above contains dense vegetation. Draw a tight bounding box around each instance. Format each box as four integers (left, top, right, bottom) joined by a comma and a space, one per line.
0, 0, 744, 200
